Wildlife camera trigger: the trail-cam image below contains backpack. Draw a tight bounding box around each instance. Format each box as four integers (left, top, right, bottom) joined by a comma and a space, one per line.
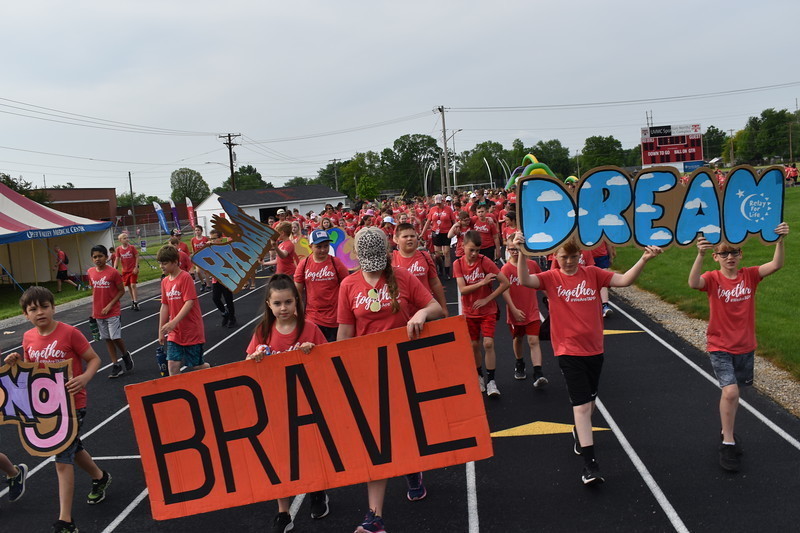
63, 253, 69, 265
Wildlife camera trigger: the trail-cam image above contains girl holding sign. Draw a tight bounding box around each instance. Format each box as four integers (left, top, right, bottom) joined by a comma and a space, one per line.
337, 227, 443, 533
245, 274, 329, 533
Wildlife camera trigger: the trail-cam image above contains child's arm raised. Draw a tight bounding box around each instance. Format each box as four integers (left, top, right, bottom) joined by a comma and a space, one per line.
513, 232, 541, 289
66, 346, 101, 395
610, 246, 663, 287
688, 237, 713, 290
758, 222, 789, 279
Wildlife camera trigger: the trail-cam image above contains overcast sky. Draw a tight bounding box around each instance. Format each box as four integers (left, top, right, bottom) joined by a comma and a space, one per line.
2, 0, 798, 200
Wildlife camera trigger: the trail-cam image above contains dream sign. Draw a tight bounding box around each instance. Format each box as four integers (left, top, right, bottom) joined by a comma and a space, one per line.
0, 361, 79, 456
517, 165, 785, 254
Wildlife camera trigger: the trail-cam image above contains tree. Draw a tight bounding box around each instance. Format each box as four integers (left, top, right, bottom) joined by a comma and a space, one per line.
284, 176, 315, 187
622, 145, 642, 168
382, 134, 440, 196
531, 139, 572, 178
0, 173, 49, 203
355, 174, 380, 201
459, 141, 507, 188
50, 182, 76, 189
213, 164, 272, 193
340, 152, 381, 199
117, 191, 149, 207
703, 125, 728, 160
580, 135, 625, 168
170, 168, 211, 204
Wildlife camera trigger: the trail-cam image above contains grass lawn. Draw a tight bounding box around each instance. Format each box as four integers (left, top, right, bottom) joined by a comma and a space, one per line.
613, 186, 800, 378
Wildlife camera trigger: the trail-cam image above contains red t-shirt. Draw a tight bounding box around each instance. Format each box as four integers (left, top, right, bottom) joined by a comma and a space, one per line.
501, 224, 516, 244
427, 206, 457, 234
454, 255, 501, 318
536, 266, 614, 356
337, 268, 433, 337
161, 270, 205, 346
246, 321, 327, 355
391, 249, 437, 295
191, 236, 210, 253
294, 255, 350, 328
115, 245, 138, 273
23, 322, 91, 409
87, 266, 123, 319
178, 250, 193, 272
501, 259, 542, 325
471, 216, 499, 249
451, 222, 472, 258
56, 250, 68, 272
701, 266, 762, 354
176, 241, 190, 255
276, 240, 299, 275
591, 242, 609, 258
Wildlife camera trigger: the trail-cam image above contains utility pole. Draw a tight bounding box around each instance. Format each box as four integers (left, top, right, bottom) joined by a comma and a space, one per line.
728, 129, 735, 165
128, 171, 137, 229
438, 106, 451, 194
219, 133, 241, 191
329, 159, 340, 190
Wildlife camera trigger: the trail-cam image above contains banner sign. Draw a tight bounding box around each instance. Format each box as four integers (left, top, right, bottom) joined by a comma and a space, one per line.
152, 201, 171, 235
0, 361, 79, 456
192, 198, 276, 293
517, 165, 785, 255
125, 317, 492, 520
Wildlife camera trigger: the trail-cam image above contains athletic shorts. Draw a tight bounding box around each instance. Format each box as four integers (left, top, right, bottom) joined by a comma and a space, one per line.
97, 316, 122, 340
432, 232, 451, 247
594, 254, 611, 269
508, 319, 541, 338
558, 354, 604, 406
55, 408, 87, 465
166, 341, 205, 367
318, 325, 339, 344
56, 270, 69, 281
710, 351, 754, 388
466, 315, 497, 341
480, 247, 496, 260
122, 271, 138, 286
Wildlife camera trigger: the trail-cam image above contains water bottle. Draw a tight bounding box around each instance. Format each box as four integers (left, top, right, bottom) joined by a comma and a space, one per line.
88, 317, 101, 341
156, 346, 168, 377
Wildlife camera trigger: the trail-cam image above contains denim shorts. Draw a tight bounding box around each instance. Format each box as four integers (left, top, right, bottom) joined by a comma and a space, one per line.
710, 351, 754, 388
55, 408, 87, 465
166, 341, 205, 366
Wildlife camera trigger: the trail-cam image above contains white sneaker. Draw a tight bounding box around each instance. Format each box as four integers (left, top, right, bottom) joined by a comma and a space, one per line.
486, 380, 501, 397
478, 375, 486, 392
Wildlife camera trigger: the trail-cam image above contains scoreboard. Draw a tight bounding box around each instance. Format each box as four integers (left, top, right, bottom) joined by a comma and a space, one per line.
641, 124, 703, 166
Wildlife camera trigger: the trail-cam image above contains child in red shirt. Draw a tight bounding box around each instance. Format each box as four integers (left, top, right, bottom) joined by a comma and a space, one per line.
515, 234, 661, 485
688, 222, 789, 472
191, 225, 211, 292
471, 205, 501, 261
454, 231, 510, 398
5, 286, 108, 533
266, 222, 299, 275
114, 232, 140, 311
500, 235, 546, 387
87, 245, 133, 378
392, 222, 448, 317
157, 246, 209, 376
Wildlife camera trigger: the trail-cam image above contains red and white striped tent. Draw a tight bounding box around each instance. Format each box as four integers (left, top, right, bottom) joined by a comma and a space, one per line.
0, 182, 114, 285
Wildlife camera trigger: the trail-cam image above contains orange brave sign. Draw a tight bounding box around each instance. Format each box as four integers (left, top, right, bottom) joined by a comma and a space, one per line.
125, 316, 492, 520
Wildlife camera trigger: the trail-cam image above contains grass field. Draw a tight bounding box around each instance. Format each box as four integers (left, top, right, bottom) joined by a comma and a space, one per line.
614, 186, 800, 378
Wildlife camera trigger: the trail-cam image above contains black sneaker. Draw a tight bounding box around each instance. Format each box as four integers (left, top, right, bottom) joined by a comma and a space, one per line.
52, 520, 78, 533
514, 360, 526, 380
122, 352, 134, 373
227, 316, 238, 329
7, 463, 28, 502
272, 511, 293, 533
720, 433, 744, 456
309, 490, 329, 519
582, 461, 605, 485
220, 313, 230, 327
131, 301, 139, 311
87, 470, 111, 504
532, 371, 549, 389
572, 426, 582, 456
719, 444, 740, 472
406, 472, 427, 501
108, 363, 123, 379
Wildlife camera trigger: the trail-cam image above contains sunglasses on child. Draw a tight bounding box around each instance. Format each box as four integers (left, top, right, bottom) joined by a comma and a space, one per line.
714, 250, 741, 258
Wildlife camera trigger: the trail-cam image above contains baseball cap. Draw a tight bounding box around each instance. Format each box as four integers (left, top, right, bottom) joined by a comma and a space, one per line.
445, 195, 452, 201
470, 192, 477, 198
276, 208, 286, 214
434, 194, 443, 203
383, 216, 395, 225
309, 229, 331, 245
366, 209, 375, 216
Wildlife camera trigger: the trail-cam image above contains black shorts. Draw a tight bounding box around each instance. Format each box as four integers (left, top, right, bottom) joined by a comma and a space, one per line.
318, 325, 338, 344
558, 354, 604, 406
56, 270, 69, 281
480, 247, 495, 259
432, 233, 450, 247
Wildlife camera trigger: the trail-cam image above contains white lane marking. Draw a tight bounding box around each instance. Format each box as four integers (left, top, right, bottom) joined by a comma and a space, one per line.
289, 493, 306, 518
609, 301, 800, 451
596, 399, 689, 533
100, 488, 149, 533
466, 461, 479, 533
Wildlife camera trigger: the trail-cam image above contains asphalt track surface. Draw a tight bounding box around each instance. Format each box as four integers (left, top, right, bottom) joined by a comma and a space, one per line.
1, 272, 799, 533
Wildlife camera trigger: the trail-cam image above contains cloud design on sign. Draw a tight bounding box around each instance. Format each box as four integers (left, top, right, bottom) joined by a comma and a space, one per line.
582, 181, 592, 188
528, 232, 553, 243
606, 175, 628, 186
684, 198, 708, 209
650, 230, 672, 240
537, 190, 563, 202
698, 224, 721, 234
700, 180, 714, 188
598, 214, 625, 226
639, 173, 654, 180
657, 184, 672, 192
636, 204, 657, 213
567, 208, 589, 218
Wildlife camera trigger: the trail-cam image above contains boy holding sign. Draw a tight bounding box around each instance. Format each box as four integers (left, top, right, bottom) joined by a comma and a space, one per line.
688, 222, 789, 472
4, 287, 110, 533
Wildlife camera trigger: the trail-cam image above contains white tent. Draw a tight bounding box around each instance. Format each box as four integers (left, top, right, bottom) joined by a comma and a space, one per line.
0, 183, 114, 286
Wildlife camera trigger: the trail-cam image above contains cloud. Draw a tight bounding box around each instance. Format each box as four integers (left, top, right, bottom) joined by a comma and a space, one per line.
700, 180, 714, 188
639, 173, 654, 180
698, 224, 720, 234
597, 214, 625, 226
537, 190, 563, 202
567, 207, 589, 218
657, 184, 672, 192
684, 198, 708, 209
636, 203, 657, 213
606, 175, 628, 186
528, 232, 553, 243
582, 181, 592, 188
650, 230, 672, 240
585, 241, 594, 246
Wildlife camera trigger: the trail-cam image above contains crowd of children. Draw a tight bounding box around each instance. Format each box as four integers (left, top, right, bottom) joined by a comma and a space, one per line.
2, 187, 790, 533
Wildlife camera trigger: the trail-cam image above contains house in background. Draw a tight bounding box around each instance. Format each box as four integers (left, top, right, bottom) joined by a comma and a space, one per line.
195, 185, 347, 232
